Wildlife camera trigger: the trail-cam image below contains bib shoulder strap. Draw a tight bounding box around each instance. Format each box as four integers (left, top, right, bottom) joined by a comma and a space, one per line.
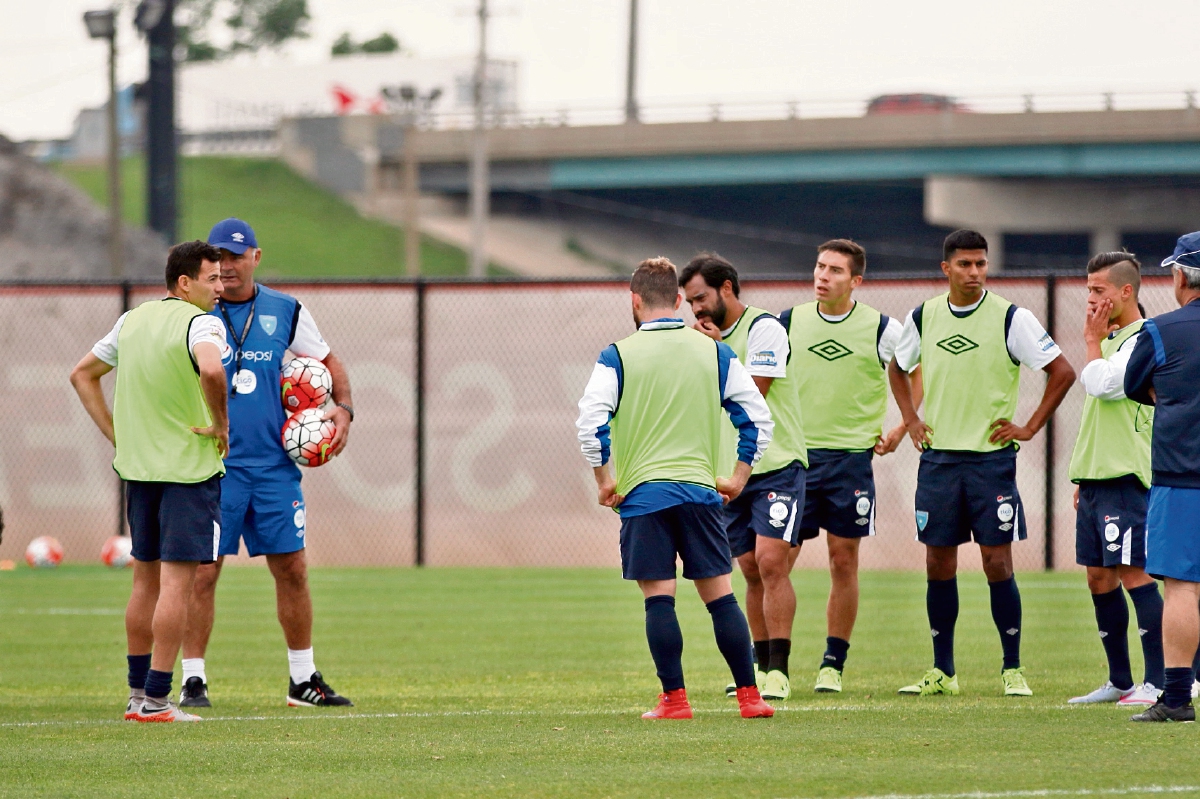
1004, 304, 1019, 366
876, 314, 891, 368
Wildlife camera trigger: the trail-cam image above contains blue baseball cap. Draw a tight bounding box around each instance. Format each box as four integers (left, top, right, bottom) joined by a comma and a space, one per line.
207, 218, 258, 255
1161, 231, 1200, 269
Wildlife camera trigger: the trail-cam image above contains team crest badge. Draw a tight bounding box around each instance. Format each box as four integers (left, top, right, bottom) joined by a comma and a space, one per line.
915, 510, 929, 532
259, 315, 277, 336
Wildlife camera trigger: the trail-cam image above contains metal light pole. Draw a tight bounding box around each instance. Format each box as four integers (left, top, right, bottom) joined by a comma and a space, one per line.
624, 0, 639, 123
136, 0, 177, 245
468, 0, 490, 278
84, 9, 122, 278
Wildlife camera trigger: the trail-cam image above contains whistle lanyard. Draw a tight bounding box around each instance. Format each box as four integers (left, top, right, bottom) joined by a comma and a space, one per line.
218, 288, 258, 396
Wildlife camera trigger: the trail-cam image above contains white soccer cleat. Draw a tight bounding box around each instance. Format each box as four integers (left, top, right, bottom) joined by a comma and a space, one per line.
1117, 683, 1162, 706
1067, 681, 1134, 704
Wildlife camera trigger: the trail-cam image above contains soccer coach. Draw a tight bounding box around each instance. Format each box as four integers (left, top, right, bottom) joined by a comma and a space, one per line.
1124, 232, 1200, 722
576, 257, 776, 720
70, 241, 230, 722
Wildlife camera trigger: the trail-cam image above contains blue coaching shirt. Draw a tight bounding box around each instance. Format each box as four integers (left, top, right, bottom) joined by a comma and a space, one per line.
212, 284, 331, 472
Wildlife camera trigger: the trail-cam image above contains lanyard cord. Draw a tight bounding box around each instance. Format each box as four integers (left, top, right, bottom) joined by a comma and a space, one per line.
218, 287, 258, 396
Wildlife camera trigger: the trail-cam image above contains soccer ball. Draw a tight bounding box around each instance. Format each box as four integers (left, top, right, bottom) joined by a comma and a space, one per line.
282, 408, 337, 467
25, 536, 63, 568
281, 356, 332, 412
100, 536, 134, 568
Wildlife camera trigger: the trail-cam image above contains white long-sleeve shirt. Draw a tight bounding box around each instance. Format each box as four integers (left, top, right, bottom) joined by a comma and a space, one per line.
1080, 328, 1141, 401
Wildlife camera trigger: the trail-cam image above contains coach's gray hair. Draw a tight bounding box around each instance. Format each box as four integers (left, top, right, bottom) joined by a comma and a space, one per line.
1175, 264, 1200, 290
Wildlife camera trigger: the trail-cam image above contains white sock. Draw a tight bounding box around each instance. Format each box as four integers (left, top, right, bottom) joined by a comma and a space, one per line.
182, 658, 206, 684
288, 648, 316, 684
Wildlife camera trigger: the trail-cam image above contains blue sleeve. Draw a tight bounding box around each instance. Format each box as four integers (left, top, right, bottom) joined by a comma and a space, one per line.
1124, 320, 1160, 406
716, 341, 758, 464
598, 344, 622, 399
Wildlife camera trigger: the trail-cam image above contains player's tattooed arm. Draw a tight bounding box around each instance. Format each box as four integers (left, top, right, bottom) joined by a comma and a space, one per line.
321, 353, 353, 457
69, 353, 116, 445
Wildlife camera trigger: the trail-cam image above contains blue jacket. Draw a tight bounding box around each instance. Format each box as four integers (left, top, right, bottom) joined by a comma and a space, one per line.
1125, 298, 1200, 488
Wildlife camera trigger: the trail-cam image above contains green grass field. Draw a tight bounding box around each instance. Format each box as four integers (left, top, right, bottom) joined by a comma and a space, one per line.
55, 157, 504, 278
0, 566, 1196, 799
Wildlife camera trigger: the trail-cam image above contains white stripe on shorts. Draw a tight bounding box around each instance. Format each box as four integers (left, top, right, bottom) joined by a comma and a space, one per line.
783, 500, 798, 544
1121, 526, 1132, 566
1012, 505, 1020, 542
213, 521, 220, 562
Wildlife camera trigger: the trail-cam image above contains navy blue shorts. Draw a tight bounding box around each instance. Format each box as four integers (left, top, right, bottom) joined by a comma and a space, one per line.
1075, 476, 1148, 568
913, 452, 1027, 547
126, 475, 222, 563
723, 461, 806, 557
620, 502, 732, 581
1146, 485, 1200, 582
218, 465, 306, 558
799, 449, 876, 540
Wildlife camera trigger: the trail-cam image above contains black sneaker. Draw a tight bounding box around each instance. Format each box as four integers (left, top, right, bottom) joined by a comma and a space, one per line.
1130, 701, 1195, 722
288, 671, 353, 707
179, 676, 211, 708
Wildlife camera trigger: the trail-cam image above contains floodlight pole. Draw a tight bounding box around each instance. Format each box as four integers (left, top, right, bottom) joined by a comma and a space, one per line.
624, 0, 639, 123
145, 0, 177, 244
105, 23, 123, 277
468, 0, 489, 278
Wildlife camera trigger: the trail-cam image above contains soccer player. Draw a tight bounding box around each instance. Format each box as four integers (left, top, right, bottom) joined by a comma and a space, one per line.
70, 241, 230, 722
1123, 232, 1200, 722
889, 229, 1075, 697
179, 218, 355, 709
680, 253, 806, 701
1067, 252, 1164, 707
786, 239, 912, 693
576, 257, 775, 720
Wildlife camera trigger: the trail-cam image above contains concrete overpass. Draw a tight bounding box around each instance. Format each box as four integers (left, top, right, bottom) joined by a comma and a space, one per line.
281, 108, 1200, 271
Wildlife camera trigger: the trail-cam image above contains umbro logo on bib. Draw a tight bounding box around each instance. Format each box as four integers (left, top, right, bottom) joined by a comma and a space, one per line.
936, 334, 979, 355
808, 339, 853, 361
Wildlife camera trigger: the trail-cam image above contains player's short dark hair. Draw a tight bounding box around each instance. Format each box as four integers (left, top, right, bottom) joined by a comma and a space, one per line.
817, 239, 867, 277
165, 240, 222, 290
631, 257, 681, 307
943, 229, 989, 262
679, 252, 740, 297
1087, 251, 1141, 298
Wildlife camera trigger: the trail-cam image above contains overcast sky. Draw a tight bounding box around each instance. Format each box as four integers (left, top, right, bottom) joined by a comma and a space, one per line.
3, 0, 1198, 140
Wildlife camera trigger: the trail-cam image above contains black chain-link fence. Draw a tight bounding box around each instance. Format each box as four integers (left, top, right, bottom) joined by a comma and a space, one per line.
0, 275, 1173, 571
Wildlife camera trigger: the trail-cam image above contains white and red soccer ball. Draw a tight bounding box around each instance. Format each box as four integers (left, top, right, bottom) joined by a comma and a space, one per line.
25, 536, 63, 568
282, 408, 337, 467
280, 356, 332, 412
100, 536, 134, 568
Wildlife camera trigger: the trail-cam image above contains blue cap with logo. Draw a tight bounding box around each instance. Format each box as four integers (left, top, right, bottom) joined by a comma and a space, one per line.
207, 218, 257, 255
1161, 231, 1200, 269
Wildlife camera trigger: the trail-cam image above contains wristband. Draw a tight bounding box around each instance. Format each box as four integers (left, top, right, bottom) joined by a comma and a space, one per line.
336, 402, 355, 422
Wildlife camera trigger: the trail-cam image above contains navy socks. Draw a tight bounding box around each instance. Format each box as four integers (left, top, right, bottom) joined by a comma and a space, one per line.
1127, 582, 1165, 688
706, 593, 756, 690
1091, 587, 1134, 690
144, 669, 173, 700
644, 595, 685, 692
822, 636, 850, 672
989, 576, 1023, 670
127, 654, 151, 691
927, 578, 959, 676
1163, 667, 1195, 709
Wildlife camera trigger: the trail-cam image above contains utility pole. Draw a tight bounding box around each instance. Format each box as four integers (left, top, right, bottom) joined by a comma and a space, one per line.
624, 0, 639, 123
139, 0, 177, 244
468, 0, 490, 278
84, 8, 122, 277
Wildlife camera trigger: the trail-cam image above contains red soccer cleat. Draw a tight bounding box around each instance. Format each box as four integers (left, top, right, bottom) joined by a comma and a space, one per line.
641, 688, 693, 719
736, 685, 775, 718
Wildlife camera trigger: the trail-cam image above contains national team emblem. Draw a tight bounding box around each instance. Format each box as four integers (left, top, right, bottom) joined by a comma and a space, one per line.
936, 334, 979, 355
259, 315, 278, 336
915, 510, 929, 532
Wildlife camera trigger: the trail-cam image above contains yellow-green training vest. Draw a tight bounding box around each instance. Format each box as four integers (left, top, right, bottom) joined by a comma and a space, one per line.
1068, 320, 1153, 488
610, 325, 724, 497
919, 291, 1020, 453
112, 298, 226, 483
720, 306, 807, 475
788, 301, 888, 451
